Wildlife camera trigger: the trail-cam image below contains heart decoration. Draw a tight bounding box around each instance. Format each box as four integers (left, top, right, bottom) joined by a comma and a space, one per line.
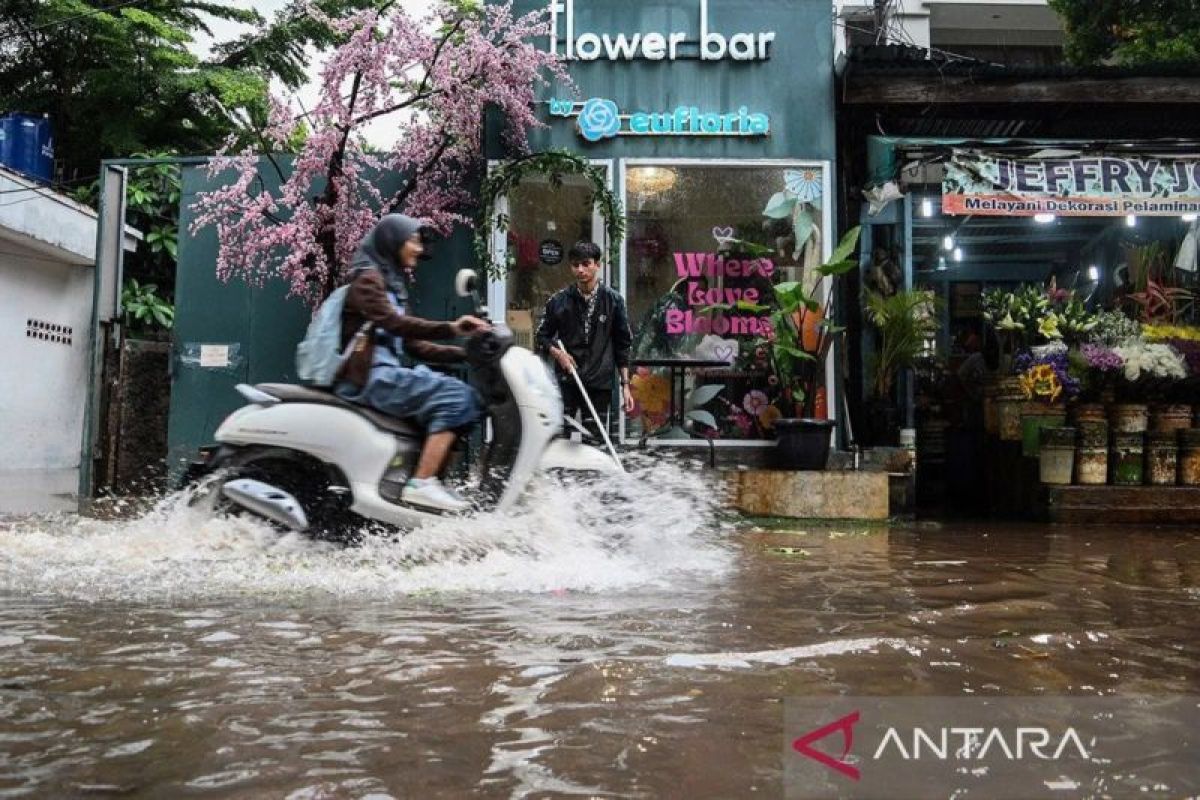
694, 335, 739, 365
711, 226, 734, 245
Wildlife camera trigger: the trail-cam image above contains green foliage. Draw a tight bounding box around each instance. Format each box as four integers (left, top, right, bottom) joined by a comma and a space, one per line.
864, 290, 939, 399
212, 0, 388, 88
476, 150, 625, 280
706, 227, 863, 415
0, 0, 383, 182
121, 278, 175, 334
1048, 0, 1200, 65
145, 225, 178, 259
772, 227, 862, 373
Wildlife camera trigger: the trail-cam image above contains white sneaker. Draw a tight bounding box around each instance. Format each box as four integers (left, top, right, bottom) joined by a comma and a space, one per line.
401, 477, 470, 513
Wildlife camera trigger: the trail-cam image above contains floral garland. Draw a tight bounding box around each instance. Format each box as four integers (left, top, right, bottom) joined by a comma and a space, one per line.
475, 150, 624, 280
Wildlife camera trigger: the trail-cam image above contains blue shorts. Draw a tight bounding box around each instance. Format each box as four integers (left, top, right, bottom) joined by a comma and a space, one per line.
336, 364, 482, 434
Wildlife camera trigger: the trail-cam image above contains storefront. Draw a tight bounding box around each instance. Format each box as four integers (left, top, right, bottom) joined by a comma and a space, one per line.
858, 137, 1200, 511
485, 0, 838, 448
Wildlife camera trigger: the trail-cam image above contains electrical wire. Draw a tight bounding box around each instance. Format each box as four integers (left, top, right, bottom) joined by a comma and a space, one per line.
0, 174, 98, 196
835, 18, 1003, 66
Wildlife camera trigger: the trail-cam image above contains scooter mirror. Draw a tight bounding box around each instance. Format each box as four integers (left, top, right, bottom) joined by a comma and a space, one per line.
454, 269, 479, 298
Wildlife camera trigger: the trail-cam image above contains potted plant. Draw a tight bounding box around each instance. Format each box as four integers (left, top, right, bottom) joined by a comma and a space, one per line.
701, 227, 862, 467
762, 227, 862, 469
863, 289, 938, 446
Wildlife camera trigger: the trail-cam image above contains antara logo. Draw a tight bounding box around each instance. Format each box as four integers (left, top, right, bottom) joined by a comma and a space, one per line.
792, 711, 862, 781
792, 711, 1092, 782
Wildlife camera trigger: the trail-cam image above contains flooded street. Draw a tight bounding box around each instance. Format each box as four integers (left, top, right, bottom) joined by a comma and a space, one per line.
2, 462, 1199, 798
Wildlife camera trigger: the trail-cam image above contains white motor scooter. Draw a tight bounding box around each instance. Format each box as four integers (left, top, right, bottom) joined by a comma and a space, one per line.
185, 270, 618, 538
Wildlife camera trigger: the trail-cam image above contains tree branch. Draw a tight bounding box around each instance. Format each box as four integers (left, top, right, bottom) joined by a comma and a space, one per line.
348, 16, 464, 127
349, 87, 439, 127
384, 135, 452, 214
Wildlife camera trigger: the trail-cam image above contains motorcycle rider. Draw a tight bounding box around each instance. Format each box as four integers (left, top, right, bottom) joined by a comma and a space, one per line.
334, 214, 489, 513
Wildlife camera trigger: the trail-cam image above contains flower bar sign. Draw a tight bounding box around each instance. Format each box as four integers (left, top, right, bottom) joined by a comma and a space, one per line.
547, 0, 776, 61
549, 97, 770, 141
944, 148, 1200, 217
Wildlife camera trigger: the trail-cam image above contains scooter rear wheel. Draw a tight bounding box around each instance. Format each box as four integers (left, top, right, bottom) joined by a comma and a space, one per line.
189, 447, 363, 544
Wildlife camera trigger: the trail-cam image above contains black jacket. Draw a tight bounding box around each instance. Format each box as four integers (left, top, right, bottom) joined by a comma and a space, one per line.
535, 284, 633, 390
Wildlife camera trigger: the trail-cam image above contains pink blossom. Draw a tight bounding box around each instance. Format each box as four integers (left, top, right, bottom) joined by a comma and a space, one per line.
190, 1, 573, 306
743, 390, 769, 415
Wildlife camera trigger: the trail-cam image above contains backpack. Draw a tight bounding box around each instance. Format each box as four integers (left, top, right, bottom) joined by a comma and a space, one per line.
295, 285, 359, 387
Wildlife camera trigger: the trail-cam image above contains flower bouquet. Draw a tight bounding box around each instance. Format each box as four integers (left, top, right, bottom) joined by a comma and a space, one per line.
1014, 344, 1078, 456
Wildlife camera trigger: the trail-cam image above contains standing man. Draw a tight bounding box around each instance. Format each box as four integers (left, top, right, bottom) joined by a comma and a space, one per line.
535, 241, 635, 441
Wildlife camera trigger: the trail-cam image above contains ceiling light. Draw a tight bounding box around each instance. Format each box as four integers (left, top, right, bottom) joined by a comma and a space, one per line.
1183, 214, 1198, 223
1087, 265, 1100, 281
626, 166, 678, 196
937, 256, 947, 272
1034, 213, 1056, 224
953, 247, 964, 262
921, 198, 934, 217
1125, 214, 1138, 227
942, 235, 954, 251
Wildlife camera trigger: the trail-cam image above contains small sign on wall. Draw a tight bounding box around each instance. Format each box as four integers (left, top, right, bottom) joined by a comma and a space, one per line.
539, 239, 564, 265
179, 342, 243, 372
199, 344, 230, 368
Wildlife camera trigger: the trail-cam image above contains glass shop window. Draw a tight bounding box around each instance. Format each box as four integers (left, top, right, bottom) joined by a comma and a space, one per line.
624, 163, 828, 442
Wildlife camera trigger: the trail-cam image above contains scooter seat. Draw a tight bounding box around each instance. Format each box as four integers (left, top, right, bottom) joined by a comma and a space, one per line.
254, 383, 422, 438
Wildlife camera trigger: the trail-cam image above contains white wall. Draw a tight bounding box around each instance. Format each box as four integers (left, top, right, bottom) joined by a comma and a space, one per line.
0, 238, 94, 513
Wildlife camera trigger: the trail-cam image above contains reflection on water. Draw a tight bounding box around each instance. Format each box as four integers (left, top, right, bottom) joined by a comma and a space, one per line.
1, 468, 1199, 797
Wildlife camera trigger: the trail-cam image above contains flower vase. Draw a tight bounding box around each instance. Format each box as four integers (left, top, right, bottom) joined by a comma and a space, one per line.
995, 377, 1027, 442
1021, 404, 1067, 457
1038, 426, 1076, 485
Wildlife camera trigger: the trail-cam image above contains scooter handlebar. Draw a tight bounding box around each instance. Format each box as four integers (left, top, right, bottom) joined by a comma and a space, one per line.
465, 328, 513, 367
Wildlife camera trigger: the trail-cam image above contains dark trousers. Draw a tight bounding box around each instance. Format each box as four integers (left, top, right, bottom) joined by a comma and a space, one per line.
561, 382, 612, 442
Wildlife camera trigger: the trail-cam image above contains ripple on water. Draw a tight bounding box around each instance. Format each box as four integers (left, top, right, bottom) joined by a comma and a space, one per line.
102, 739, 154, 758
664, 636, 924, 669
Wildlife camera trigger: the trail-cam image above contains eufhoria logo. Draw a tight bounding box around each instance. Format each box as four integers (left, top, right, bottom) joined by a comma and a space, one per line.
549, 97, 770, 142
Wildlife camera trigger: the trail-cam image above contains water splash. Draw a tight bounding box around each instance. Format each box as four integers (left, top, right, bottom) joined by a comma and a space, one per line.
0, 454, 731, 601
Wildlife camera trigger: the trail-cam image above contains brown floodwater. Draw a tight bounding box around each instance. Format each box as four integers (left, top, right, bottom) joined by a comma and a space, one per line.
1, 463, 1199, 798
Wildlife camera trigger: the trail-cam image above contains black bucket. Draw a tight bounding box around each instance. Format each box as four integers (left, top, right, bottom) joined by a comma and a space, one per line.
774, 418, 835, 470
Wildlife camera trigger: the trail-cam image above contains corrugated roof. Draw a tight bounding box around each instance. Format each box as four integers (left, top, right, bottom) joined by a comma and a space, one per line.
845, 44, 1200, 82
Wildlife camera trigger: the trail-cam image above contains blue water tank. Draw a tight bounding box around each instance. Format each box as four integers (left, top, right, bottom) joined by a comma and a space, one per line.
0, 114, 54, 183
